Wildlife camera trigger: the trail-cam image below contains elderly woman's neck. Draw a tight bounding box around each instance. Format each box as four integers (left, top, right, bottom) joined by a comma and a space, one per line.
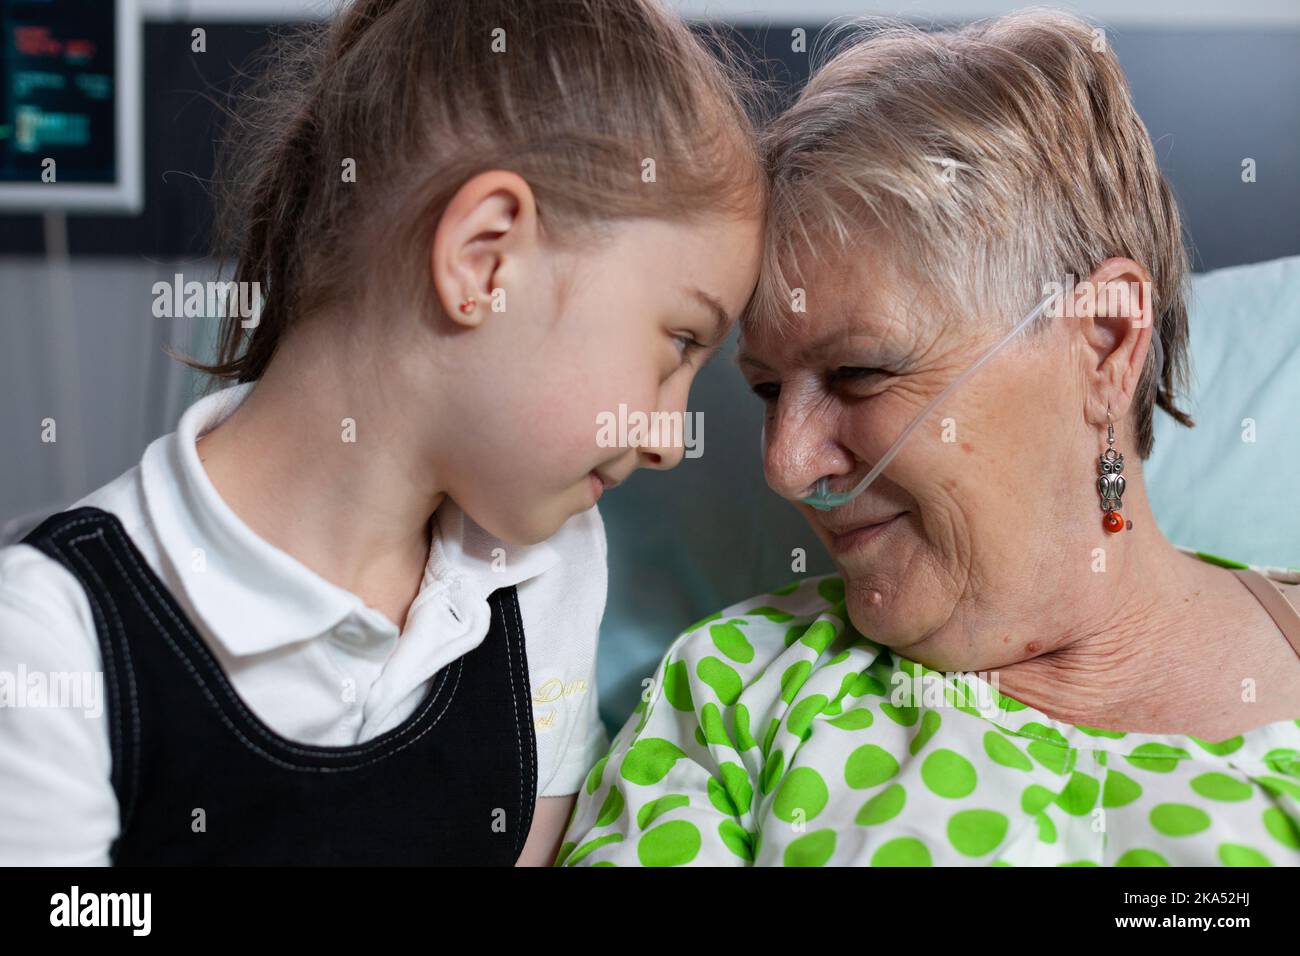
972, 488, 1244, 733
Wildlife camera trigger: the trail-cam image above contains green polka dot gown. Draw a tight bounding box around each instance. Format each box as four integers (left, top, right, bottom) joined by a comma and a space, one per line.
556, 564, 1300, 867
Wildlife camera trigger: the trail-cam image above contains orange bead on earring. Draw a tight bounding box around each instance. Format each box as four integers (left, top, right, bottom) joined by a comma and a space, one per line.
1097, 405, 1127, 534
458, 298, 477, 315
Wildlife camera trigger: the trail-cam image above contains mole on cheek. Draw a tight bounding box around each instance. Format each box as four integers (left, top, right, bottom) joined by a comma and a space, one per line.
1025, 640, 1042, 655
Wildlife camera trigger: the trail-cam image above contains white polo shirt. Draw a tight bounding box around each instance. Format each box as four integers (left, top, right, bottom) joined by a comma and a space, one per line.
0, 383, 610, 865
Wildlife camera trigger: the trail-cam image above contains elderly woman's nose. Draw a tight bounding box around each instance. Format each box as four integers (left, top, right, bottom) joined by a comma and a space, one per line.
763, 402, 844, 500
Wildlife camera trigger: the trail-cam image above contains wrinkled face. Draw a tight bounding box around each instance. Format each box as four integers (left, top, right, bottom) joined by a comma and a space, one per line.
739, 244, 1087, 669
439, 214, 763, 545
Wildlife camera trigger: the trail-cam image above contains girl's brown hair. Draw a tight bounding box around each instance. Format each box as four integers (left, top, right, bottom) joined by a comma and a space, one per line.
197, 0, 767, 382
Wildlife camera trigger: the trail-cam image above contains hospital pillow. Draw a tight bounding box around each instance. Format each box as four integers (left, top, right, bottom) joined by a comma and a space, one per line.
1146, 255, 1300, 571
596, 256, 1300, 733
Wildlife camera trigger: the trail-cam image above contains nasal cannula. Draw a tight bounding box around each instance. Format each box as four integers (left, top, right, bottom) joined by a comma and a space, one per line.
763, 288, 1065, 511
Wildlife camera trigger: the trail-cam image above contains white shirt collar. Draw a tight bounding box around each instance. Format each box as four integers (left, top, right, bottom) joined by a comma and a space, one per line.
139, 382, 562, 655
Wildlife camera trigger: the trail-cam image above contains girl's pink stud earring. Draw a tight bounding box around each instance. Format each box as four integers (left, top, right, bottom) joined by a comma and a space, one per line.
458, 298, 477, 315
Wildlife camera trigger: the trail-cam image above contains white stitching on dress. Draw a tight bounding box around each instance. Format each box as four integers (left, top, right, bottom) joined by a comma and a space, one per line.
99, 518, 460, 760
50, 530, 140, 840
498, 588, 524, 855
58, 514, 462, 772
504, 587, 537, 856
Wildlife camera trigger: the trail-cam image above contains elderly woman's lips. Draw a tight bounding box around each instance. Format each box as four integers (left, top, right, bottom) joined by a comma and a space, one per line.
827, 513, 905, 552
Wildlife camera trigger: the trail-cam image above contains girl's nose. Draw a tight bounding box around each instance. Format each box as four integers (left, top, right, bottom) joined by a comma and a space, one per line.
638, 440, 685, 472
637, 385, 691, 472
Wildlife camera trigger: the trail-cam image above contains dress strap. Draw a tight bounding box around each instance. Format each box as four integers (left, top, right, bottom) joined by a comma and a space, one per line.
1231, 568, 1300, 660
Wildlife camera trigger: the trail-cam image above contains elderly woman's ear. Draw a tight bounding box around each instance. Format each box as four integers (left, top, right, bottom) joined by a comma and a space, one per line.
1073, 256, 1157, 427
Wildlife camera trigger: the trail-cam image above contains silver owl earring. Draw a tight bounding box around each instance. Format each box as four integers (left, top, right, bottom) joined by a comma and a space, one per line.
1097, 404, 1131, 534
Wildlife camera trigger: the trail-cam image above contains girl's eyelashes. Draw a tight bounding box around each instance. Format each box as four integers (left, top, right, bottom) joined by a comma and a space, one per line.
671, 331, 714, 367
661, 331, 711, 381
672, 332, 703, 354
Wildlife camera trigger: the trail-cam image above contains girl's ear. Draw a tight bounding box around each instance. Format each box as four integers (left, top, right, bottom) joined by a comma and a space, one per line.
1075, 257, 1156, 427
431, 170, 539, 328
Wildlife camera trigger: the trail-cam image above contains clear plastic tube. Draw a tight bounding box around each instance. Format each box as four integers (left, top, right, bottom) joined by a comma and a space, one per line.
798, 288, 1064, 511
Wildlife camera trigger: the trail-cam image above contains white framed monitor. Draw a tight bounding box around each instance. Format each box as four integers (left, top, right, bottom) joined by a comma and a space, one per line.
0, 0, 142, 213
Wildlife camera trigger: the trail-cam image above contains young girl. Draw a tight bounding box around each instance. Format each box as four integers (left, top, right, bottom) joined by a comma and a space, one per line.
0, 0, 764, 865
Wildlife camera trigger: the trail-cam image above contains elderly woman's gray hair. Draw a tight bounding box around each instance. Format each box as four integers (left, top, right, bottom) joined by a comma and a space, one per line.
744, 8, 1194, 458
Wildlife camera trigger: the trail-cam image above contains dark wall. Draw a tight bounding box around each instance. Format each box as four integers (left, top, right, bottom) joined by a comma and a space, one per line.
1, 21, 1297, 269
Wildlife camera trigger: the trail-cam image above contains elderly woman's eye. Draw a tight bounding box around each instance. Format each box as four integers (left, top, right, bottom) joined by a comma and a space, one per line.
750, 382, 780, 402
830, 366, 887, 387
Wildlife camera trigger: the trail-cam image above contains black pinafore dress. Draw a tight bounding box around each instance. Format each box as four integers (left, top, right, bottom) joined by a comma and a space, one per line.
21, 507, 538, 865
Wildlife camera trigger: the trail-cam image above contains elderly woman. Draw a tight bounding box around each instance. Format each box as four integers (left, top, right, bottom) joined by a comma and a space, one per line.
557, 10, 1300, 866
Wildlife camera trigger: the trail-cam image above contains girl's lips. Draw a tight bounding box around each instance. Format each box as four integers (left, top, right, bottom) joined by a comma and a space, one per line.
589, 470, 620, 501
828, 513, 905, 553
